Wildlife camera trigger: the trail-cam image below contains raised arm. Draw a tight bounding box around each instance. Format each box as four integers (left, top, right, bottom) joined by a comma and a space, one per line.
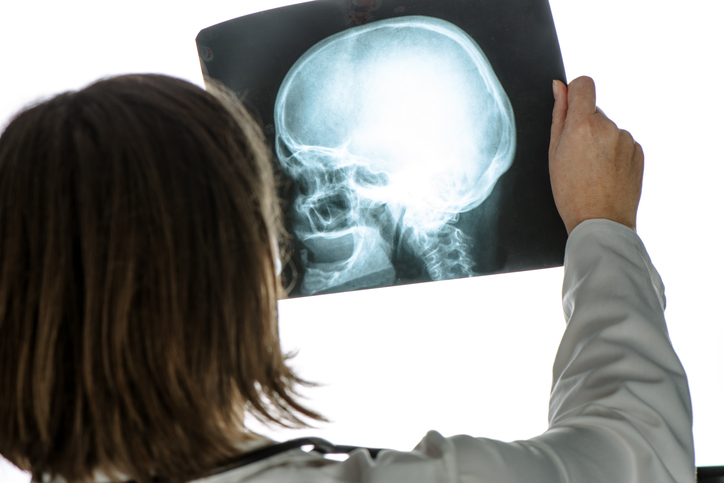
537, 76, 695, 481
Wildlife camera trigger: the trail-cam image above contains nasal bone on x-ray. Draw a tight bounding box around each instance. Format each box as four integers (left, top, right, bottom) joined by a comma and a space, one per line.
274, 16, 517, 295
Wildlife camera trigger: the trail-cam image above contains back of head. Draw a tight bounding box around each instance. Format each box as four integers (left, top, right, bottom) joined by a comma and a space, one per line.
0, 74, 322, 483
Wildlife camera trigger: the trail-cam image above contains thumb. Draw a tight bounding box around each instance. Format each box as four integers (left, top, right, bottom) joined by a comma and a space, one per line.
549, 79, 568, 159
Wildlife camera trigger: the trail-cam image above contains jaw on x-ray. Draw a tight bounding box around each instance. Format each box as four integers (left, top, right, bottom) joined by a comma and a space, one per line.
275, 16, 516, 295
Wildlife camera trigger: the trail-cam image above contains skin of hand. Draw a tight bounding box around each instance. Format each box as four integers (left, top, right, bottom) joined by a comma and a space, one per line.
549, 76, 644, 235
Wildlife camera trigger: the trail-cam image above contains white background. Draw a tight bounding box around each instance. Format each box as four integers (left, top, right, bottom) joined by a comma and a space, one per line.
1, 1, 722, 481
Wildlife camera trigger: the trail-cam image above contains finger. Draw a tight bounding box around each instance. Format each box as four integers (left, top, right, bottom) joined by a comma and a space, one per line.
634, 140, 644, 164
619, 129, 635, 149
621, 130, 644, 183
549, 79, 568, 159
567, 76, 597, 118
633, 140, 644, 176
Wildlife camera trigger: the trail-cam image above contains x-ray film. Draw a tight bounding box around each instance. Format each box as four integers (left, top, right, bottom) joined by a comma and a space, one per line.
197, 0, 568, 297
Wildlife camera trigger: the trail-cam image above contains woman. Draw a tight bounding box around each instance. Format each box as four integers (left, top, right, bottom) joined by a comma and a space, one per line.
0, 74, 694, 482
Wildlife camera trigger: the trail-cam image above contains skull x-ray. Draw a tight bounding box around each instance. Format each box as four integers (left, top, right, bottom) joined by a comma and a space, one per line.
275, 17, 516, 294
197, 0, 568, 297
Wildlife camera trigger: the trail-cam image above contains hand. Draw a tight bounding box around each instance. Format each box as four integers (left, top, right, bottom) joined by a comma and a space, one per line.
549, 76, 644, 235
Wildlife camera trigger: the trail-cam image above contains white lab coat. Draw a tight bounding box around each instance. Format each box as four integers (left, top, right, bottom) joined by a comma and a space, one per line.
186, 219, 695, 483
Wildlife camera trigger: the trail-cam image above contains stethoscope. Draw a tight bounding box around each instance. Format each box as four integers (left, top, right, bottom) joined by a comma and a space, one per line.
123, 438, 384, 483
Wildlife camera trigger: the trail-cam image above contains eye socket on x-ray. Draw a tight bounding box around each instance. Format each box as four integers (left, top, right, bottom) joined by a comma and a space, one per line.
274, 16, 516, 296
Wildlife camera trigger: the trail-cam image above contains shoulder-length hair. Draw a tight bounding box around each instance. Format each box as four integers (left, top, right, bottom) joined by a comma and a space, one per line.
0, 74, 323, 483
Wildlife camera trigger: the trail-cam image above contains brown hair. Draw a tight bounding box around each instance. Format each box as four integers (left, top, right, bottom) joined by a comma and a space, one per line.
0, 74, 323, 483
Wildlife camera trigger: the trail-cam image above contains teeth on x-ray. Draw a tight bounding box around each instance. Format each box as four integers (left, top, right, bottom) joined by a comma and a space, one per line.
274, 16, 517, 295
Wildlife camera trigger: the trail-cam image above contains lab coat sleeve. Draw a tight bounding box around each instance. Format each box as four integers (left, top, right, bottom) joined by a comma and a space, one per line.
398, 219, 692, 483
542, 219, 694, 481
443, 219, 695, 483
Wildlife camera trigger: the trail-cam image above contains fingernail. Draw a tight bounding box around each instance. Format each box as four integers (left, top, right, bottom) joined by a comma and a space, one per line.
552, 80, 559, 100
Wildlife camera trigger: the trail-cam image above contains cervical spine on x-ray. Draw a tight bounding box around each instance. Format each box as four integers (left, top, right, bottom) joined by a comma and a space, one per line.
274, 16, 516, 295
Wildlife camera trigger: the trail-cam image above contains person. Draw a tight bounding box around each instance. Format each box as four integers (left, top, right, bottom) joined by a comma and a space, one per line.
0, 74, 694, 483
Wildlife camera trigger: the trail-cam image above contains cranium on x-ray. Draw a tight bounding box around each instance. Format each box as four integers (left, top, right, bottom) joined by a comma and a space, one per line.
274, 16, 516, 295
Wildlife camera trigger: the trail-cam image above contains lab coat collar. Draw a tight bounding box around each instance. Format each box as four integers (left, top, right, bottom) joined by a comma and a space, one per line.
35, 437, 277, 483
